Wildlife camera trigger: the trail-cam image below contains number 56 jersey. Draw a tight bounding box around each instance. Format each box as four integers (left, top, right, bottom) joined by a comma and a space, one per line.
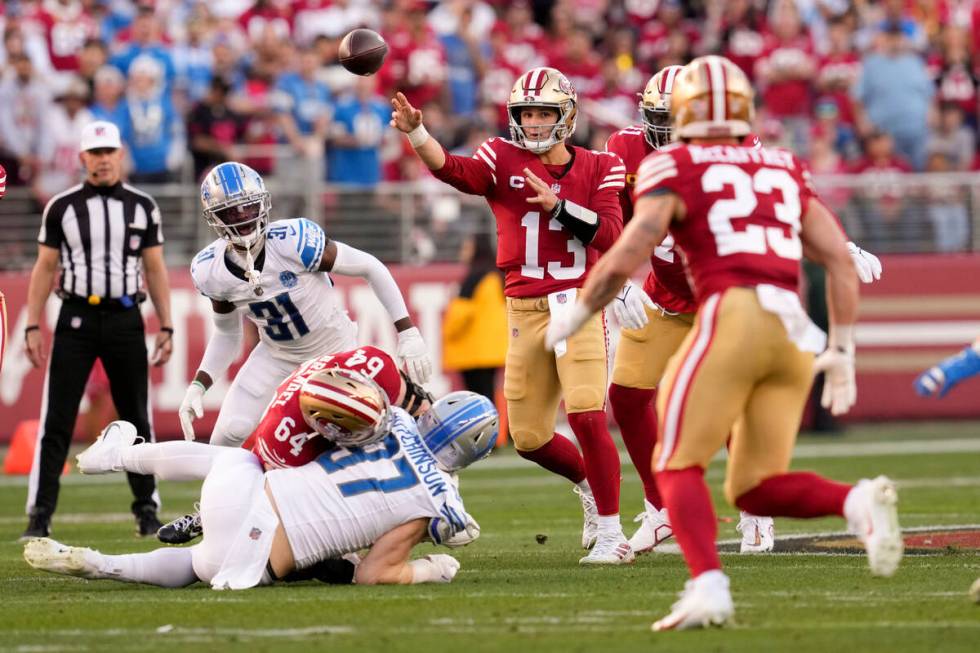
634, 143, 817, 303
190, 218, 356, 363
432, 139, 625, 298
266, 407, 472, 570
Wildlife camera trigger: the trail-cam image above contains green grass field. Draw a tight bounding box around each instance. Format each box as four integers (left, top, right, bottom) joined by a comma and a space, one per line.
2, 421, 979, 652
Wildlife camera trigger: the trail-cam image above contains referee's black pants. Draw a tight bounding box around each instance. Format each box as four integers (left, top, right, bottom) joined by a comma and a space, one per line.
28, 302, 158, 517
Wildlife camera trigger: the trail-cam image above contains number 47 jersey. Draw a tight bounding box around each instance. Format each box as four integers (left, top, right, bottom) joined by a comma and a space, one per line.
190, 218, 356, 363
634, 143, 817, 303
432, 138, 625, 297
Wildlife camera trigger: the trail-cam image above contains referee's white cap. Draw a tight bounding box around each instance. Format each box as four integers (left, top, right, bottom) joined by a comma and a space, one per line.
80, 121, 122, 152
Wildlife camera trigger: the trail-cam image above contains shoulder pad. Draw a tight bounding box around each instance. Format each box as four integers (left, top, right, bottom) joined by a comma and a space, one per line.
267, 218, 327, 272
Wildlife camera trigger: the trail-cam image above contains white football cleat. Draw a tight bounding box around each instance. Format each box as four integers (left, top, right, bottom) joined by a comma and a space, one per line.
579, 530, 635, 565
24, 537, 101, 579
76, 420, 139, 474
737, 513, 774, 553
629, 501, 673, 554
845, 476, 903, 577
574, 485, 599, 549
652, 570, 734, 631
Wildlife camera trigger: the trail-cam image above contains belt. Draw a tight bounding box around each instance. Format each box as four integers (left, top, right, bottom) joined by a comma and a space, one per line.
57, 290, 146, 311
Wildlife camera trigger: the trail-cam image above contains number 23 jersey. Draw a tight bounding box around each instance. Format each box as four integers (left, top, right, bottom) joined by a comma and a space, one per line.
251, 346, 404, 470
634, 143, 816, 302
432, 139, 625, 298
190, 218, 356, 363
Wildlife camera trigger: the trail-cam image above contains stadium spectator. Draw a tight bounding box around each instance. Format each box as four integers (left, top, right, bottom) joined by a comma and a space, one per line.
926, 102, 975, 172
171, 14, 216, 105
237, 0, 292, 43
930, 27, 978, 128
327, 74, 392, 187
853, 20, 933, 170
437, 1, 490, 117
0, 52, 52, 188
816, 15, 860, 148
34, 76, 92, 203
123, 55, 183, 182
549, 29, 602, 100
109, 6, 176, 88
22, 119, 173, 540
636, 0, 700, 70
187, 76, 245, 180
34, 0, 100, 73
850, 130, 915, 252
273, 45, 333, 159
76, 38, 108, 97
90, 64, 128, 128
925, 151, 970, 252
715, 0, 767, 81
379, 1, 448, 110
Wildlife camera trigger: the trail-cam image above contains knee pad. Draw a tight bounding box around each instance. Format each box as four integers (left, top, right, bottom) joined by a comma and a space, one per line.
564, 384, 604, 413
511, 428, 553, 452
210, 415, 256, 448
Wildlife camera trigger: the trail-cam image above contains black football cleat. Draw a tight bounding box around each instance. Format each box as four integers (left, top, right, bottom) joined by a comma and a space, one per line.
157, 509, 202, 545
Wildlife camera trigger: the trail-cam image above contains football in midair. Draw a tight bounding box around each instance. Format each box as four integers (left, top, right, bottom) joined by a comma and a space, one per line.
339, 28, 388, 76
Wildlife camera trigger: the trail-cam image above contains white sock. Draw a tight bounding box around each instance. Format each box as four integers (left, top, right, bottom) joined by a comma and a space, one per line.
92, 547, 198, 588
596, 514, 621, 535
120, 442, 230, 480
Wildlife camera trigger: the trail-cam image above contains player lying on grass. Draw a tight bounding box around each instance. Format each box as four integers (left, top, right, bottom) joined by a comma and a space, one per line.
914, 337, 980, 398
24, 378, 498, 589
158, 344, 433, 544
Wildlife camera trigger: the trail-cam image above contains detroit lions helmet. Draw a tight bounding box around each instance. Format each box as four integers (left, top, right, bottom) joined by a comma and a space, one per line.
418, 392, 498, 472
200, 162, 271, 249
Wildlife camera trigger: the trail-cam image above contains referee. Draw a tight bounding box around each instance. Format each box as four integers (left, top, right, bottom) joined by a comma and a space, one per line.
22, 121, 174, 539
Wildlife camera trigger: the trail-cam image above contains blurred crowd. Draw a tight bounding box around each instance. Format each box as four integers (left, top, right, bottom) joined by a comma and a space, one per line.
1, 0, 979, 251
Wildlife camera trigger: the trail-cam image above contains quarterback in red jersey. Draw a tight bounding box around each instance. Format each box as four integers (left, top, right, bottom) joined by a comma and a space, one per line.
251, 346, 430, 470
553, 56, 902, 630
391, 66, 633, 564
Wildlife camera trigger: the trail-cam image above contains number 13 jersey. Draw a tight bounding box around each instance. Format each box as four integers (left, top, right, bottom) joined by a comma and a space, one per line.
190, 217, 356, 362
432, 138, 626, 297
634, 143, 817, 303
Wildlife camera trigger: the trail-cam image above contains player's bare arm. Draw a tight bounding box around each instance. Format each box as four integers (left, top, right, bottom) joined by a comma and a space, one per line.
390, 92, 446, 170
354, 518, 429, 585
800, 200, 859, 327
24, 244, 60, 368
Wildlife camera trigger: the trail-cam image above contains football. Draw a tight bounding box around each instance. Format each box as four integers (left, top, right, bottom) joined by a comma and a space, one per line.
339, 28, 388, 76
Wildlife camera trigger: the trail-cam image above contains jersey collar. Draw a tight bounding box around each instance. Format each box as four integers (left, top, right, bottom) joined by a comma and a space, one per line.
224, 246, 266, 281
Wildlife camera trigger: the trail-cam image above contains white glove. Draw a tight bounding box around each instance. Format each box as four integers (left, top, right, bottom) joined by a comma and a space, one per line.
396, 326, 432, 385
544, 302, 593, 352
422, 554, 460, 583
178, 381, 206, 441
846, 241, 882, 284
611, 282, 655, 330
813, 326, 857, 416
444, 517, 481, 548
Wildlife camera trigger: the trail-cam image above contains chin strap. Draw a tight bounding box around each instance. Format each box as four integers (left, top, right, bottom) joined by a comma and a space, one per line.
243, 246, 263, 295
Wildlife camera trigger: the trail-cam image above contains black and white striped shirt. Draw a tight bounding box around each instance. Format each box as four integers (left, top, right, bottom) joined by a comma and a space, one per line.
38, 182, 164, 299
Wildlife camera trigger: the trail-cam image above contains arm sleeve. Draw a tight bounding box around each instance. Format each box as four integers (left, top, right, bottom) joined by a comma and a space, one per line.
38, 197, 65, 248
430, 141, 495, 196
198, 309, 244, 382
588, 155, 626, 252
331, 241, 410, 323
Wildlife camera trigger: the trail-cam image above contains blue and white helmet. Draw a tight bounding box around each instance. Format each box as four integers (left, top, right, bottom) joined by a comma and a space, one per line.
418, 392, 498, 472
200, 162, 271, 249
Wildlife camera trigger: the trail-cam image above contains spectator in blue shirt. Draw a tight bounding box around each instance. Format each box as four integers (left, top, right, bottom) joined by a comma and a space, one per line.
438, 4, 490, 117
172, 17, 215, 105
327, 76, 390, 186
90, 66, 131, 142
110, 7, 176, 91
123, 56, 184, 182
853, 21, 933, 170
273, 46, 332, 158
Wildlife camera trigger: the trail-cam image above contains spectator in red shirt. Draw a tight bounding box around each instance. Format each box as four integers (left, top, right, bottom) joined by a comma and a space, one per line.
547, 28, 601, 100
715, 0, 767, 80
379, 2, 447, 110
850, 130, 917, 252
35, 0, 99, 72
755, 0, 816, 155
238, 0, 293, 43
636, 0, 700, 70
930, 26, 978, 128
817, 15, 861, 129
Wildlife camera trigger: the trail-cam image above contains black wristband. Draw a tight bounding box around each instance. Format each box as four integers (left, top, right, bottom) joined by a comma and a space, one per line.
25, 325, 39, 335
160, 327, 174, 335
552, 199, 600, 245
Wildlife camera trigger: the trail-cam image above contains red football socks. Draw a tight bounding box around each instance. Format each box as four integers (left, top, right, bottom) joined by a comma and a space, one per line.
567, 410, 622, 516
656, 466, 721, 577
735, 472, 851, 518
517, 433, 586, 485
608, 383, 662, 509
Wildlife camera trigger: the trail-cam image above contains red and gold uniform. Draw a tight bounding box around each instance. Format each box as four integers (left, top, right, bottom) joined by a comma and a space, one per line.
251, 346, 403, 469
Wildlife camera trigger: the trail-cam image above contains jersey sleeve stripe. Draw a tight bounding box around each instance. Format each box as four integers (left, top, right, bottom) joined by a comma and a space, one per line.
635, 169, 678, 196
481, 142, 497, 159
475, 149, 496, 170
610, 165, 626, 172
638, 158, 676, 178
602, 174, 626, 181
597, 181, 626, 190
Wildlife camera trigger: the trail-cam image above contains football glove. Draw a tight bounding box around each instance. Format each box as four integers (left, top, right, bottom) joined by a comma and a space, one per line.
410, 554, 460, 584
813, 326, 857, 416
178, 381, 206, 441
396, 326, 432, 385
611, 281, 655, 330
544, 302, 593, 352
914, 345, 980, 398
846, 242, 882, 284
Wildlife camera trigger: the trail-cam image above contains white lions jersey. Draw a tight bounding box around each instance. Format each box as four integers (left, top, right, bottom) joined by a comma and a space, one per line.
190, 218, 356, 363
266, 408, 472, 570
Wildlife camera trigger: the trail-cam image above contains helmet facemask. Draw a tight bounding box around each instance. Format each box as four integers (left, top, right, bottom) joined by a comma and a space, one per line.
205, 193, 271, 250
508, 101, 577, 154
642, 105, 673, 149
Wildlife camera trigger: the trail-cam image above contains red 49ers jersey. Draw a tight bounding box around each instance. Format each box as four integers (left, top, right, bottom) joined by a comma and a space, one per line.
251, 346, 403, 470
606, 126, 697, 314
433, 139, 625, 297
634, 143, 816, 303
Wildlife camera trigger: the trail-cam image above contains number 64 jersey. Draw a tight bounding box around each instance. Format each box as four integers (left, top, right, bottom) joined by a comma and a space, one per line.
634, 143, 817, 302
190, 217, 356, 363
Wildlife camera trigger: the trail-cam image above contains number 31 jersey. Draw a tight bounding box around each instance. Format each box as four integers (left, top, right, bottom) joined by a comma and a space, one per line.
251, 346, 404, 470
634, 143, 816, 303
432, 139, 625, 297
190, 218, 356, 363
